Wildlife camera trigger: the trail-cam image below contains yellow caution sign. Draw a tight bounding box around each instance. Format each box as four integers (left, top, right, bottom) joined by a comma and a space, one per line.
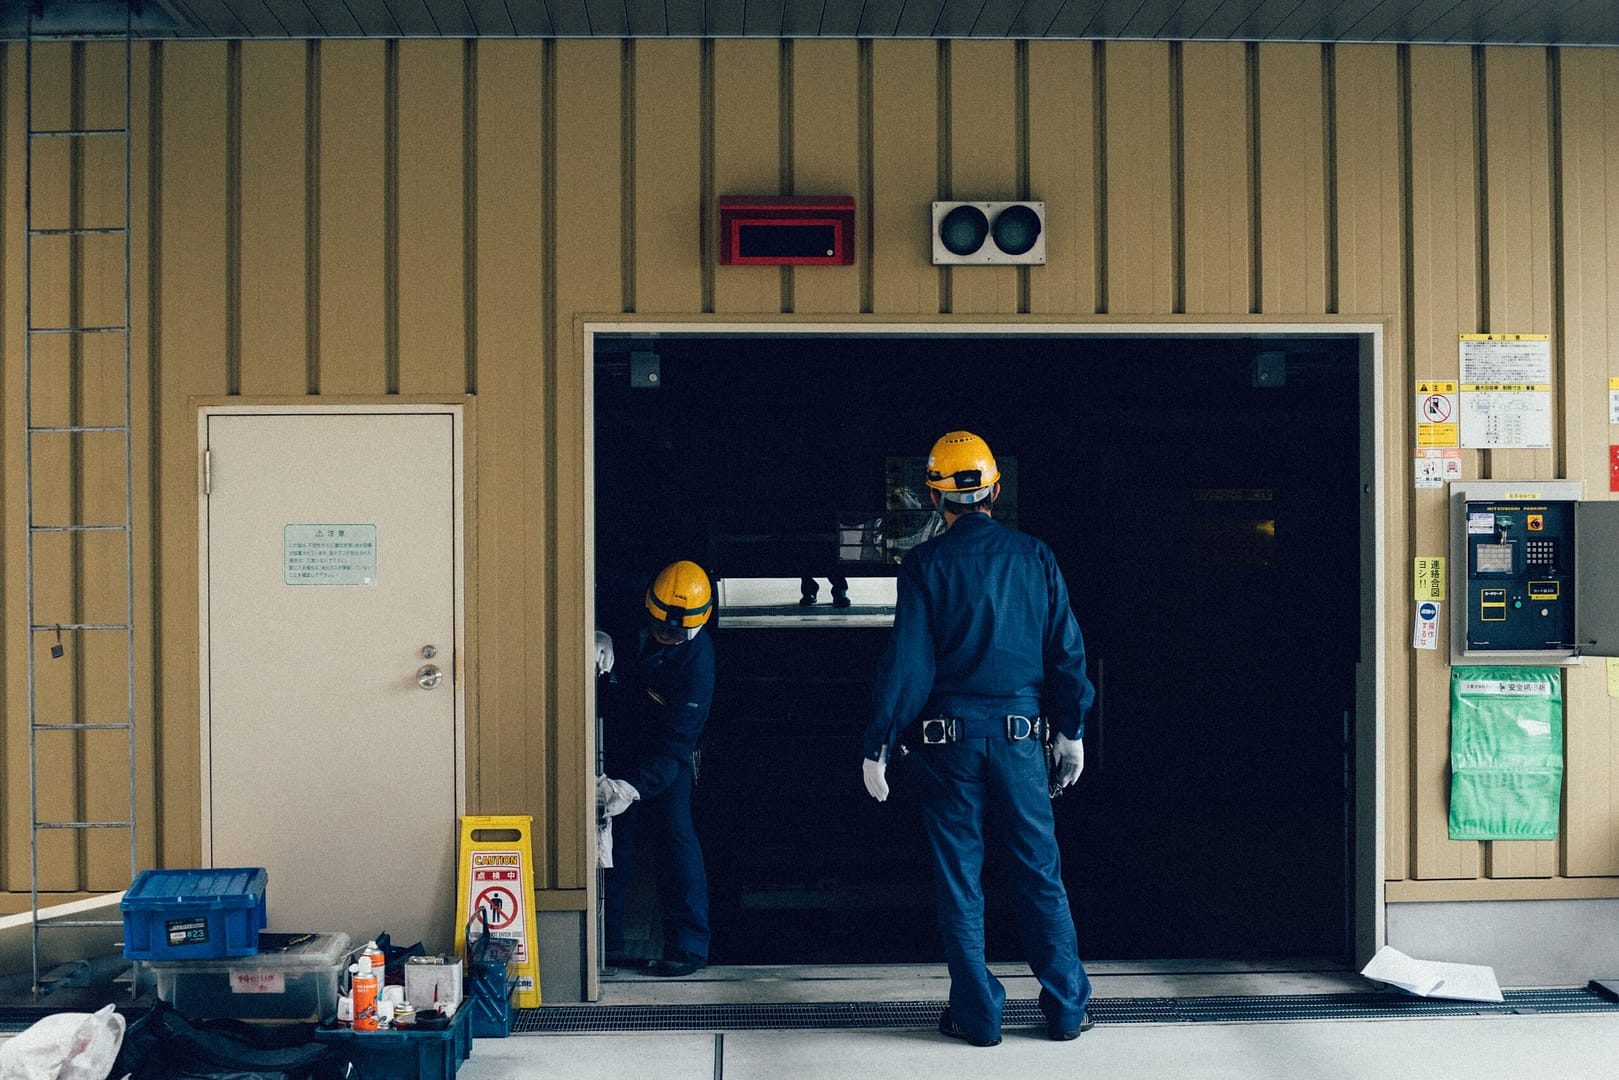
455, 815, 541, 1007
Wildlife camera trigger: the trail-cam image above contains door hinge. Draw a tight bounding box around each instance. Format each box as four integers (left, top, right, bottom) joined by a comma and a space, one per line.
203, 449, 211, 496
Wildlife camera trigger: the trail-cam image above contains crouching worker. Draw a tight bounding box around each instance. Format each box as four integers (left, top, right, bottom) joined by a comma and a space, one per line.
595, 560, 716, 978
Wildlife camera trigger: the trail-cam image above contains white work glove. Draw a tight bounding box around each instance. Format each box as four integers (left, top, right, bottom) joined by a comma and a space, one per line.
597, 775, 639, 817
594, 630, 615, 675
1052, 732, 1085, 789
862, 747, 889, 802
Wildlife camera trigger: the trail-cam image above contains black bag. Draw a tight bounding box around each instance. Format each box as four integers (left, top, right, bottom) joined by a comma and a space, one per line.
113, 1001, 348, 1080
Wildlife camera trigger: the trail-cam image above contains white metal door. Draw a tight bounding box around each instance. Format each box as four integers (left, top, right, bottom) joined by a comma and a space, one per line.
202, 408, 462, 952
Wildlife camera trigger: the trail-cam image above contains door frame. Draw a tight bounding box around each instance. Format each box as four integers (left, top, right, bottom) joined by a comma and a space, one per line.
581, 317, 1388, 998
195, 400, 470, 864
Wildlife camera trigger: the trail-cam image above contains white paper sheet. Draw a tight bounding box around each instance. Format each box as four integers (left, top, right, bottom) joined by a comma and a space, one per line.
1360, 945, 1504, 1002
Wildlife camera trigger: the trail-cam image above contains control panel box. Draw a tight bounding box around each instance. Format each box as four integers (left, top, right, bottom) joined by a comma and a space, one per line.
1450, 482, 1586, 667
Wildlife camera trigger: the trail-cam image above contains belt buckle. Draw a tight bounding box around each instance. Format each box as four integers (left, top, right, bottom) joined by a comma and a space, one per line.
1006, 715, 1034, 741
922, 717, 953, 745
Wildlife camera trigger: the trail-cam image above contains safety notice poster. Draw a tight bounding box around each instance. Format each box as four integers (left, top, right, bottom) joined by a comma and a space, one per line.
1458, 334, 1551, 449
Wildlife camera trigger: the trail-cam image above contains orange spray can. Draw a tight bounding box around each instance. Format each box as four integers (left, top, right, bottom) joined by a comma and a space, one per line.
351, 956, 380, 1032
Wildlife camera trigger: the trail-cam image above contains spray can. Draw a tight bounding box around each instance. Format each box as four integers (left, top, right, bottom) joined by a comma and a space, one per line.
351, 957, 380, 1032
360, 940, 386, 986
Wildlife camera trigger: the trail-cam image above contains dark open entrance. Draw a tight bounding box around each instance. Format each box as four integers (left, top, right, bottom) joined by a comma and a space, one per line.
593, 331, 1362, 966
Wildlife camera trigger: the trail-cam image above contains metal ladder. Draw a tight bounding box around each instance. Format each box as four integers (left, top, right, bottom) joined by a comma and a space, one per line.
22, 3, 138, 998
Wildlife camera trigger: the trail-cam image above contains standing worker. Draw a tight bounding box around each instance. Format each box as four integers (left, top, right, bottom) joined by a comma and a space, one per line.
861, 431, 1095, 1047
596, 560, 716, 978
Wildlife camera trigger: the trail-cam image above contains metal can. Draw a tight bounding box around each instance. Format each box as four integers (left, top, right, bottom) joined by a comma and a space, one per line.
392, 1003, 417, 1028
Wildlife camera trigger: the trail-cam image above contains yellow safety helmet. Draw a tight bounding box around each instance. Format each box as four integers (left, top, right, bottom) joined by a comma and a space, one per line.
645, 560, 714, 639
925, 431, 1000, 504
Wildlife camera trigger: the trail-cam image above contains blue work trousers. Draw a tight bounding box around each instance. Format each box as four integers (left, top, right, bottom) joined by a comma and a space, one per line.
912, 736, 1091, 1042
603, 762, 711, 961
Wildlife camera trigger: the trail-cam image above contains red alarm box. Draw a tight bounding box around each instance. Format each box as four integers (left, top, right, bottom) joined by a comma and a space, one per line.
718, 196, 856, 266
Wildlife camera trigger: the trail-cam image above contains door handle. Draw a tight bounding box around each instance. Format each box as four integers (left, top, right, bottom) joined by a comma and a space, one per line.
417, 664, 444, 690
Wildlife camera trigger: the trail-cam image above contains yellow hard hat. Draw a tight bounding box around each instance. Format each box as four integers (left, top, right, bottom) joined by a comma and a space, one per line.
925, 431, 1000, 504
645, 560, 714, 637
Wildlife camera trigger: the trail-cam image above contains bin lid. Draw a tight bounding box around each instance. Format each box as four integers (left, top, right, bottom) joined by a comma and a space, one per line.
121, 867, 268, 910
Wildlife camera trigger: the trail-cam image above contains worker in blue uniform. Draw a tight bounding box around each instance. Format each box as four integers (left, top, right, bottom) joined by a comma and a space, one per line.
596, 560, 716, 978
861, 431, 1095, 1047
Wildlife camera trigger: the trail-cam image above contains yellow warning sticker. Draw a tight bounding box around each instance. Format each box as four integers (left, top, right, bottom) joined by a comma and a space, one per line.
1414, 557, 1445, 602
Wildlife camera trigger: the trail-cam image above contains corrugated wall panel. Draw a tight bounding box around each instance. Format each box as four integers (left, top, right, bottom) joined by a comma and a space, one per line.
316, 40, 388, 394
1560, 47, 1619, 879
1026, 40, 1095, 317
791, 40, 862, 314
11, 36, 1619, 914
156, 40, 231, 871
1332, 44, 1407, 880
1258, 43, 1328, 315
470, 39, 545, 820
1407, 44, 1481, 882
632, 40, 703, 314
946, 40, 1018, 315
397, 40, 468, 396
1181, 42, 1250, 316
238, 42, 308, 397
869, 40, 936, 315
1103, 41, 1173, 315
712, 39, 780, 314
552, 38, 622, 890
1480, 45, 1560, 880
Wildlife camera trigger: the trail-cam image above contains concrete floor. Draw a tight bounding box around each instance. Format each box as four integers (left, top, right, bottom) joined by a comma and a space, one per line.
8, 961, 1619, 1079
453, 962, 1619, 1080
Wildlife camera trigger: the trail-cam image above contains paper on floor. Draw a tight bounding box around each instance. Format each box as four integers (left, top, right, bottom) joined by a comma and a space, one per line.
1360, 945, 1504, 1002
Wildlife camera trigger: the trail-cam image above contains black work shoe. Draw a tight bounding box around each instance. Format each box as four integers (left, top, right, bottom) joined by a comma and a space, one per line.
652, 951, 706, 977
604, 951, 647, 972
1048, 1011, 1095, 1040
937, 1006, 1001, 1047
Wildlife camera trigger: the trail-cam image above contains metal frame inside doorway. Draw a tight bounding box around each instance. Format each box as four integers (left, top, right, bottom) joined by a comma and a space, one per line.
579, 317, 1388, 1003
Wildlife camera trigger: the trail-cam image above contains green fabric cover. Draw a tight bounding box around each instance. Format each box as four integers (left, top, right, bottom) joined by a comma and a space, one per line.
1448, 667, 1563, 841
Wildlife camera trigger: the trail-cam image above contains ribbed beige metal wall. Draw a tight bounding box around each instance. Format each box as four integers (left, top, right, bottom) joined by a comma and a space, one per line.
4, 37, 1619, 918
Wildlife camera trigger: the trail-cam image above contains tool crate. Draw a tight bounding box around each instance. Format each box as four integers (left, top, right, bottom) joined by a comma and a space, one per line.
463, 909, 519, 1037
315, 1003, 472, 1080
121, 867, 268, 960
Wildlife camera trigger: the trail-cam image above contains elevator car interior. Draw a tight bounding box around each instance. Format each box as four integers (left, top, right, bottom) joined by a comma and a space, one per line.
593, 332, 1363, 969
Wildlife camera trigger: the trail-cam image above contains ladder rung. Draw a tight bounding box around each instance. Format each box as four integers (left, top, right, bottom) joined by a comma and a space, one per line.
29, 524, 130, 533
29, 226, 128, 237
29, 128, 127, 138
28, 326, 128, 336
33, 723, 134, 732
28, 424, 130, 434
31, 623, 133, 632
34, 919, 123, 929
34, 821, 133, 830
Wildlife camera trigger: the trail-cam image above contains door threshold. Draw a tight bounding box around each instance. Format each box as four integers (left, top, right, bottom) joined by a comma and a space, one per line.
598, 959, 1366, 1006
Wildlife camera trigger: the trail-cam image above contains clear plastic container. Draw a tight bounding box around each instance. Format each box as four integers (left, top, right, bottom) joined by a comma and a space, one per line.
144, 931, 351, 1021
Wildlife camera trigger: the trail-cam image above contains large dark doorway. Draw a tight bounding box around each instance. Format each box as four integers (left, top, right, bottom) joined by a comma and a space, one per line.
593, 332, 1361, 965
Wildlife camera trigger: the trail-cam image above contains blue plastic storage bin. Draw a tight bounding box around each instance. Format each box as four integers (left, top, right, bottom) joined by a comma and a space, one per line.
121, 867, 268, 960
316, 1004, 473, 1080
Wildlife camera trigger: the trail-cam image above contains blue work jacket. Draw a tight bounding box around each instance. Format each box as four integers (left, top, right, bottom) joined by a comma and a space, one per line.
864, 512, 1094, 761
604, 626, 715, 798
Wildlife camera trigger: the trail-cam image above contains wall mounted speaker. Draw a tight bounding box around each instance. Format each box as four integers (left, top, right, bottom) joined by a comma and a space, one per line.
932, 201, 1046, 265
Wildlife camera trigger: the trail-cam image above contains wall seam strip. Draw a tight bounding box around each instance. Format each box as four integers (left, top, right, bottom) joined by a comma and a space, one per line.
540, 38, 559, 886
1016, 38, 1030, 315
146, 40, 166, 866
225, 41, 240, 396
1546, 46, 1567, 483
1093, 39, 1107, 316
620, 39, 635, 316
1247, 42, 1261, 315
938, 39, 950, 315
1323, 42, 1340, 317
1396, 42, 1420, 879
858, 39, 873, 315
780, 38, 793, 314
464, 39, 478, 395
384, 40, 398, 396
305, 41, 319, 395
699, 40, 714, 315
1169, 40, 1184, 316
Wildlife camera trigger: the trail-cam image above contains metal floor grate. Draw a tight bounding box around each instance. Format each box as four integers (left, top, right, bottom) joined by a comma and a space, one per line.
511, 988, 1619, 1034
